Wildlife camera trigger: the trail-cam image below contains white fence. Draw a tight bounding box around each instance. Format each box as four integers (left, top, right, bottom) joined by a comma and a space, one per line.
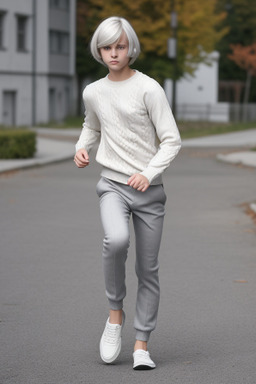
176, 103, 229, 122
175, 103, 256, 122
229, 103, 256, 122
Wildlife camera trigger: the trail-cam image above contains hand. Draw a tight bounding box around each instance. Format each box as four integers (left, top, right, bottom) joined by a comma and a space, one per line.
127, 174, 149, 192
74, 149, 89, 168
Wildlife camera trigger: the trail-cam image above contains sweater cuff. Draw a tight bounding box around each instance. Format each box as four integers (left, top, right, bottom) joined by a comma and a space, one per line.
140, 168, 159, 184
75, 143, 84, 152
75, 143, 91, 153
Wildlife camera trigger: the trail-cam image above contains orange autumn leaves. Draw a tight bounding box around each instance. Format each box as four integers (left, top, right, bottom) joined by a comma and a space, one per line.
229, 43, 256, 76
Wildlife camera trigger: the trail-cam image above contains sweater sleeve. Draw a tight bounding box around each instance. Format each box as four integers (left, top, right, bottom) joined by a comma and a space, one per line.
75, 87, 101, 153
140, 81, 181, 183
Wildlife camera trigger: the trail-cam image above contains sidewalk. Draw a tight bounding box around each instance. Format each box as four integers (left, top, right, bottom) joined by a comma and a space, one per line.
0, 128, 79, 174
0, 127, 256, 174
183, 128, 256, 168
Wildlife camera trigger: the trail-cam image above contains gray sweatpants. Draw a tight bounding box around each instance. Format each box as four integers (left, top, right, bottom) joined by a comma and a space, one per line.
96, 177, 166, 342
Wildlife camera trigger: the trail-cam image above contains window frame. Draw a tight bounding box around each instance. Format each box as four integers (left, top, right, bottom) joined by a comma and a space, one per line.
0, 11, 6, 50
49, 30, 70, 55
16, 14, 28, 52
49, 0, 69, 11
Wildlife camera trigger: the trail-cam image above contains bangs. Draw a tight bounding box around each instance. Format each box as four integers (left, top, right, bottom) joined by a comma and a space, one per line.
97, 24, 123, 48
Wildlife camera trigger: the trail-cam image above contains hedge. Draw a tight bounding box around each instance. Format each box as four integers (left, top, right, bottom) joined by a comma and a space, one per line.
0, 129, 36, 159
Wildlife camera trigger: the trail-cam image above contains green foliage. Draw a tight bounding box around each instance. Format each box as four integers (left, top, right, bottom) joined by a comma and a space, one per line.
0, 129, 36, 159
216, 0, 256, 81
76, 0, 226, 83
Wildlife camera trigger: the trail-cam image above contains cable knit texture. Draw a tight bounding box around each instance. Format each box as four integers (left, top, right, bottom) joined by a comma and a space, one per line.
76, 70, 181, 185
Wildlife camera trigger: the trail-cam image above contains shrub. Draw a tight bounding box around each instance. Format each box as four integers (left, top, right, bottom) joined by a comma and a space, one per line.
0, 129, 36, 159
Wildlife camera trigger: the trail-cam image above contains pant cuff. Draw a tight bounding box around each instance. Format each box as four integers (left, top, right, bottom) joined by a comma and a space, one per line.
108, 299, 123, 311
135, 330, 151, 342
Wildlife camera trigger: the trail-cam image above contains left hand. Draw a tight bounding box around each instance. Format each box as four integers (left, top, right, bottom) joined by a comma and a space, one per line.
127, 174, 150, 192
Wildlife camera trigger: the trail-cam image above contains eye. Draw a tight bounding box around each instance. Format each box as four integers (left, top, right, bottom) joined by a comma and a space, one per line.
117, 45, 126, 50
102, 46, 111, 51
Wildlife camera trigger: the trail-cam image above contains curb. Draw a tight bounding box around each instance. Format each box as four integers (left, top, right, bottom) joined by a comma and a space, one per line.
250, 203, 256, 214
0, 137, 75, 174
217, 152, 256, 168
0, 154, 74, 174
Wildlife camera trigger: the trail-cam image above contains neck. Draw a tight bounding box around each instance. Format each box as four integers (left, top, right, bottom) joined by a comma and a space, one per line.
108, 67, 135, 82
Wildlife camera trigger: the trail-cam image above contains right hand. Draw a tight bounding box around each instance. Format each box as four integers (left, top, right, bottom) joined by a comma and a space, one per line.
74, 149, 90, 168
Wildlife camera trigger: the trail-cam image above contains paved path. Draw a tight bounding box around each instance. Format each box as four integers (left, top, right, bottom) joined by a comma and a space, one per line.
182, 128, 256, 147
1, 128, 256, 174
1, 147, 256, 384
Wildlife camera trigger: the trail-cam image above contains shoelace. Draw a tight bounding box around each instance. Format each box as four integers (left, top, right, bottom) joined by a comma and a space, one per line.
134, 350, 150, 358
104, 324, 120, 344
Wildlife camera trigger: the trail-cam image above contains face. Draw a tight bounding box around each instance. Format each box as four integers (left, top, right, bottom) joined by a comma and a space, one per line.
99, 32, 130, 72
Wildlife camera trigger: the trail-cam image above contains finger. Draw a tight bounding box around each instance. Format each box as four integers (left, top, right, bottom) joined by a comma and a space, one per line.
77, 155, 89, 164
75, 156, 89, 165
75, 159, 87, 168
132, 181, 140, 189
127, 175, 136, 185
141, 185, 148, 192
74, 158, 82, 166
137, 184, 144, 191
128, 178, 137, 187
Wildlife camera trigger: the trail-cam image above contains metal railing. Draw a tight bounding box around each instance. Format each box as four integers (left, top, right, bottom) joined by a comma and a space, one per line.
175, 103, 256, 122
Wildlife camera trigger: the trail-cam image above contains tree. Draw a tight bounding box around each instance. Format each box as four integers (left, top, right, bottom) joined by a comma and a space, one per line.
76, 0, 226, 85
216, 0, 256, 100
76, 0, 108, 114
229, 43, 256, 118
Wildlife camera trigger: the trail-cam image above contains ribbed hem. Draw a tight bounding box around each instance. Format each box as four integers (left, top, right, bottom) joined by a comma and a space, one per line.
108, 299, 123, 311
135, 330, 151, 342
101, 167, 130, 185
101, 167, 163, 186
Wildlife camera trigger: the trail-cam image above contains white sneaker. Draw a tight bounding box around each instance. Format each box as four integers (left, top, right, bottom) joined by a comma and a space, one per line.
133, 349, 156, 370
99, 311, 125, 363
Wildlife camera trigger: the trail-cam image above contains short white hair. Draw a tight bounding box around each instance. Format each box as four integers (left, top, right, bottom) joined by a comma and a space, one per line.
90, 16, 141, 66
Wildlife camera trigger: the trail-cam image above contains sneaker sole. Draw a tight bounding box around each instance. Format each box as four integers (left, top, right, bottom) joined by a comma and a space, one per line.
133, 364, 156, 370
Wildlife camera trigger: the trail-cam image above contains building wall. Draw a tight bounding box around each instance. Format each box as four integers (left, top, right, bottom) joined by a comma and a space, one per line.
0, 0, 76, 126
0, 0, 33, 125
0, 0, 33, 73
177, 52, 219, 105
0, 74, 32, 126
165, 52, 219, 105
164, 52, 229, 122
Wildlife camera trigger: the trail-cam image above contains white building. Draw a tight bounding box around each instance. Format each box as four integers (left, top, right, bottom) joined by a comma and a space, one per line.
0, 0, 77, 126
165, 52, 229, 122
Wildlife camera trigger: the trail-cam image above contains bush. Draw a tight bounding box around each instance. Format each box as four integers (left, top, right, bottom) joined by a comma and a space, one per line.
0, 129, 36, 159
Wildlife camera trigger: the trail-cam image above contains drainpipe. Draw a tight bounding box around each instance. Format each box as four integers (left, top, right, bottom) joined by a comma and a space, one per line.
168, 0, 178, 118
32, 0, 36, 126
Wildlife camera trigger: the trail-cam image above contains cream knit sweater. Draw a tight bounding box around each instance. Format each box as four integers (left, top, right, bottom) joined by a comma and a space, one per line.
76, 70, 181, 185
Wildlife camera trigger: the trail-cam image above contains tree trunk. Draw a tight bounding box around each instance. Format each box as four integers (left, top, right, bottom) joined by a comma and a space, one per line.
242, 71, 252, 122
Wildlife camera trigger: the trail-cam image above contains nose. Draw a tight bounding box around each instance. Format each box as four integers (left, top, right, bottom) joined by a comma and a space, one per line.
111, 48, 117, 57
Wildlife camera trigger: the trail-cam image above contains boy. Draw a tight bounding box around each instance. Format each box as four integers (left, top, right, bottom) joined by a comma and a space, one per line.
74, 16, 181, 369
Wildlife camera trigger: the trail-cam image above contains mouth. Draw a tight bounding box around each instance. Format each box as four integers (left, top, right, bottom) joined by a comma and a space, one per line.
110, 61, 119, 64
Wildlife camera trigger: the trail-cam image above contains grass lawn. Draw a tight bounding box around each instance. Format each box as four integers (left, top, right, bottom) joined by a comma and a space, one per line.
178, 120, 256, 139
36, 117, 256, 140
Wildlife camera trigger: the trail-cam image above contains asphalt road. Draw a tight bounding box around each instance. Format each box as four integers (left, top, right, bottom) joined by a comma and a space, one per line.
1, 147, 256, 384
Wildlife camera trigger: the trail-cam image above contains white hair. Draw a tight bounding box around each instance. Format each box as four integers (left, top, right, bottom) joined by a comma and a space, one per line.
90, 16, 141, 65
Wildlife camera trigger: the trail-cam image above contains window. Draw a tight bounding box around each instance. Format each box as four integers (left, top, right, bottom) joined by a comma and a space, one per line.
49, 0, 69, 10
17, 15, 28, 51
0, 11, 6, 49
50, 30, 69, 54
